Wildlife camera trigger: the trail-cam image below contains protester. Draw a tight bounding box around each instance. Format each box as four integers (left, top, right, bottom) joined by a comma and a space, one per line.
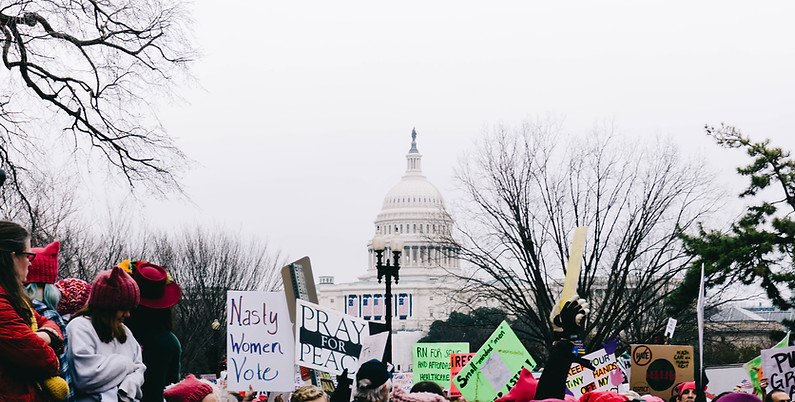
676, 382, 697, 402
163, 373, 240, 402
292, 385, 329, 402
392, 381, 446, 402
353, 359, 393, 402
24, 240, 75, 401
0, 221, 68, 401
125, 261, 183, 402
67, 265, 145, 401
766, 390, 792, 402
55, 278, 92, 322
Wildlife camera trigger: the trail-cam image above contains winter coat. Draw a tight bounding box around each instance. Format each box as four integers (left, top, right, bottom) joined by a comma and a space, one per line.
391, 387, 448, 402
0, 287, 63, 401
67, 316, 146, 402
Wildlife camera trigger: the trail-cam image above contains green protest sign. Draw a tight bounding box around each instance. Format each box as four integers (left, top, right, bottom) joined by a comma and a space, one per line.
452, 321, 537, 402
413, 342, 469, 388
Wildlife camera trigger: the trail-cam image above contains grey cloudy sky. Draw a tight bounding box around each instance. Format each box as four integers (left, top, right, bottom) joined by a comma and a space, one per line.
148, 1, 795, 284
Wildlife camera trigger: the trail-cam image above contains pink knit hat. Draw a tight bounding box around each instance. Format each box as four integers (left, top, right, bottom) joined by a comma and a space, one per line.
24, 241, 59, 284
164, 374, 214, 402
55, 278, 91, 316
89, 266, 140, 310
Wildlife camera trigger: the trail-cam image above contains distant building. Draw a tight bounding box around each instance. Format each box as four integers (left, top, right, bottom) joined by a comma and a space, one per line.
317, 129, 465, 372
708, 306, 792, 347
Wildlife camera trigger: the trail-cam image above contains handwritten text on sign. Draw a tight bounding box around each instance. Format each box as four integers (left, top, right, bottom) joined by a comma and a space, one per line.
762, 345, 795, 397
413, 342, 469, 388
295, 299, 369, 376
226, 291, 294, 392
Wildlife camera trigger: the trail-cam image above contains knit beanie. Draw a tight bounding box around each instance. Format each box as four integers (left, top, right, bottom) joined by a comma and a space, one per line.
24, 241, 59, 284
55, 278, 92, 316
579, 391, 629, 402
164, 374, 214, 402
89, 266, 140, 310
357, 359, 391, 389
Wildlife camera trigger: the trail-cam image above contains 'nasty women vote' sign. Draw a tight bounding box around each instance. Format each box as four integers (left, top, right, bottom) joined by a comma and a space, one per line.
295, 299, 369, 376
762, 345, 795, 396
226, 291, 294, 391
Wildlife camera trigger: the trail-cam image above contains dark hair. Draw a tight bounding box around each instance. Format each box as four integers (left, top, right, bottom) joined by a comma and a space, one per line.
410, 381, 445, 396
74, 305, 128, 343
125, 305, 174, 338
0, 221, 33, 325
766, 389, 789, 402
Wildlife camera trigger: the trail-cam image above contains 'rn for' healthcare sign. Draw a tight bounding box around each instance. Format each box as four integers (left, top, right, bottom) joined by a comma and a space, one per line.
226, 291, 294, 392
295, 299, 370, 376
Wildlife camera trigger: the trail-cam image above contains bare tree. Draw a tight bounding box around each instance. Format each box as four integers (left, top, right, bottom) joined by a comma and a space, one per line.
446, 120, 720, 355
143, 227, 285, 375
0, 0, 193, 214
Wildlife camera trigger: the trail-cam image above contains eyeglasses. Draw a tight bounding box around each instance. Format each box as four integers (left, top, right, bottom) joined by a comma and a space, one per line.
18, 252, 36, 262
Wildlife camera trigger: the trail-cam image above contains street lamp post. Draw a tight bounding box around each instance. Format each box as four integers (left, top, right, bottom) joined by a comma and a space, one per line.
371, 231, 404, 365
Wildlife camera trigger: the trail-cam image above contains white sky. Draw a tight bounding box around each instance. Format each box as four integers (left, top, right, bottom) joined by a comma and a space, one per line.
146, 1, 795, 284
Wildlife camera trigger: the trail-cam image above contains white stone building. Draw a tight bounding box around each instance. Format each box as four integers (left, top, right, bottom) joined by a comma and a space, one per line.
317, 130, 464, 372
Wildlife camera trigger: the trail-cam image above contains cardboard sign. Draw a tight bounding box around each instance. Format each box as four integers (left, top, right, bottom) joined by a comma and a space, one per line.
762, 345, 795, 395
453, 321, 537, 402
281, 257, 319, 323
566, 348, 626, 397
393, 372, 414, 393
450, 353, 475, 398
295, 299, 369, 376
630, 345, 694, 398
226, 291, 295, 391
413, 343, 469, 389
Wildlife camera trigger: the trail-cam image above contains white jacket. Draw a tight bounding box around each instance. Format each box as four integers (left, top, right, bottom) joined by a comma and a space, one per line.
67, 316, 146, 401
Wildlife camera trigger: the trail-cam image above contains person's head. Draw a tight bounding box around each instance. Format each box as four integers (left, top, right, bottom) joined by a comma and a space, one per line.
291, 385, 328, 402
410, 382, 445, 397
0, 221, 34, 323
55, 278, 91, 316
126, 262, 180, 336
766, 390, 791, 402
676, 382, 696, 402
23, 241, 62, 310
76, 265, 140, 343
354, 360, 393, 402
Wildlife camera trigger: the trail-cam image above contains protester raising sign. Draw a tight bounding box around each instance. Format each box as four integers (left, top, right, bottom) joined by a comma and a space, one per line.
762, 345, 795, 396
226, 291, 295, 392
566, 348, 626, 398
453, 321, 537, 402
630, 344, 693, 398
295, 299, 370, 376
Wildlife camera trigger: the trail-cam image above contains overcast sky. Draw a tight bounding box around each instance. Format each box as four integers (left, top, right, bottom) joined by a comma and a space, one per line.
146, 1, 795, 284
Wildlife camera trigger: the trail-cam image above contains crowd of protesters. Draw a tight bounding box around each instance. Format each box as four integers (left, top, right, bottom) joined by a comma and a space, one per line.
0, 219, 793, 402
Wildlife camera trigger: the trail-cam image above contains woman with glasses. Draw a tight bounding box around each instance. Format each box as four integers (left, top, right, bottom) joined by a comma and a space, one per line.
0, 221, 68, 401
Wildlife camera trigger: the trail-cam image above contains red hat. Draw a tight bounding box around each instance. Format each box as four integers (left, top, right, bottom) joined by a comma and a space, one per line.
495, 368, 537, 402
55, 278, 91, 316
89, 266, 140, 310
164, 374, 213, 402
134, 262, 181, 309
24, 241, 59, 284
678, 382, 697, 394
579, 391, 629, 402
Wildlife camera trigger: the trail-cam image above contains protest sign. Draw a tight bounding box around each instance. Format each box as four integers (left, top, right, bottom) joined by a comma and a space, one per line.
453, 321, 537, 402
393, 372, 414, 393
295, 299, 369, 376
746, 333, 790, 397
762, 345, 795, 396
281, 257, 318, 323
226, 291, 294, 391
566, 348, 626, 398
413, 343, 469, 389
559, 226, 587, 311
665, 318, 677, 339
630, 345, 693, 398
450, 353, 475, 398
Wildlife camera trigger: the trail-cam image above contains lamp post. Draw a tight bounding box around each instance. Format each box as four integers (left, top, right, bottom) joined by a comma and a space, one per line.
372, 231, 404, 365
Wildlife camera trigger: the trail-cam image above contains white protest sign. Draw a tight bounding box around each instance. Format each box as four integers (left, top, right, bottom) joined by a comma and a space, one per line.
295, 299, 369, 376
566, 348, 626, 397
762, 345, 795, 395
664, 318, 677, 339
226, 291, 294, 392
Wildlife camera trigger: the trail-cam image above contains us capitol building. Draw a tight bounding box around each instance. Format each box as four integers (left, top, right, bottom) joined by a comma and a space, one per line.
316, 129, 465, 372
